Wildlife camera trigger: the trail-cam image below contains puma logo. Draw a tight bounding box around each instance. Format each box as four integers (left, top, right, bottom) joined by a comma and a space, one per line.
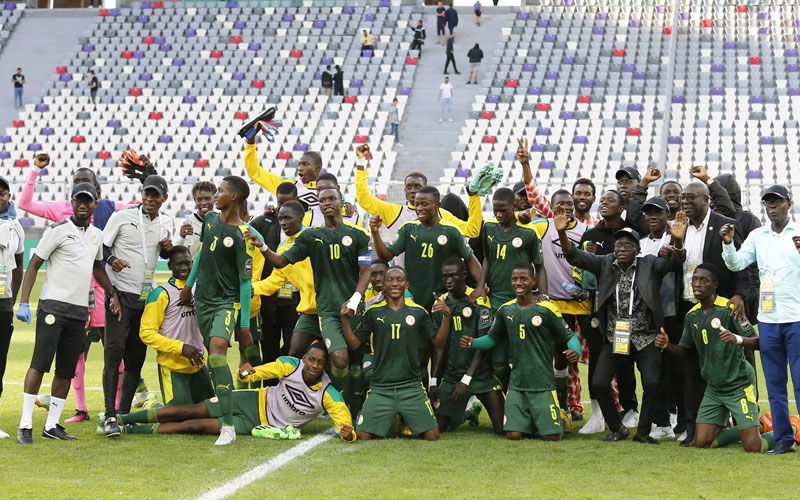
487, 235, 494, 242
506, 316, 514, 321
693, 323, 698, 329
410, 234, 417, 242
376, 317, 385, 323
315, 238, 324, 244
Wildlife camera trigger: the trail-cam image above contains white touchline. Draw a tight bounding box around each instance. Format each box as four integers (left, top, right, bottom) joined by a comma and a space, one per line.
5, 381, 104, 391
197, 430, 336, 500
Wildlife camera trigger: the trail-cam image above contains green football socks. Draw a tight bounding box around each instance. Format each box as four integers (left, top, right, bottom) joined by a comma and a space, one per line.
348, 366, 365, 417
331, 365, 350, 408
209, 354, 234, 426
244, 345, 263, 389
119, 408, 158, 425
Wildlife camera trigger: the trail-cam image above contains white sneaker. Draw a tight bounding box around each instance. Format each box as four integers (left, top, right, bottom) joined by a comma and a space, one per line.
621, 409, 640, 428
650, 425, 675, 439
579, 412, 606, 434
677, 431, 687, 442
669, 412, 678, 430
395, 142, 403, 147
438, 119, 443, 123
131, 390, 150, 408
215, 425, 237, 446
0, 427, 9, 439
448, 118, 454, 122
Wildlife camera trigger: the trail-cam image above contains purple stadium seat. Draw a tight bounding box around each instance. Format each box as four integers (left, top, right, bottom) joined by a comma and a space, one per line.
361, 49, 373, 57
545, 72, 558, 80
760, 137, 773, 145
532, 144, 545, 152
711, 87, 724, 95
0, 136, 10, 143
596, 12, 607, 20
672, 95, 684, 103
544, 34, 556, 43
628, 103, 643, 112
133, 50, 145, 59
398, 87, 410, 95
154, 36, 165, 45
788, 64, 799, 72
455, 168, 470, 177
183, 96, 196, 104
364, 13, 375, 21
751, 95, 765, 103
142, 1, 152, 7
623, 64, 635, 72
83, 44, 94, 52
541, 161, 554, 170
282, 13, 294, 22
528, 87, 540, 95
201, 127, 215, 135
295, 143, 308, 152
314, 72, 322, 80
380, 0, 390, 6
233, 72, 245, 81
181, 119, 195, 127
523, 64, 536, 72
679, 12, 689, 20
487, 95, 500, 103
36, 104, 49, 112
517, 12, 528, 21
107, 119, 121, 128
234, 21, 245, 29
789, 88, 800, 96
724, 41, 736, 49
160, 44, 171, 52
28, 143, 42, 152
159, 135, 172, 144
656, 5, 665, 13
581, 79, 593, 87
785, 49, 798, 57
573, 136, 587, 144
562, 57, 574, 64
184, 29, 196, 37
4, 2, 15, 9
758, 12, 769, 20
0, 151, 9, 159
141, 73, 152, 81
249, 43, 261, 51
173, 58, 185, 66
563, 0, 573, 5
634, 71, 646, 80
313, 21, 325, 29
536, 127, 550, 136
560, 111, 574, 119
593, 27, 604, 35
227, 0, 237, 7
747, 170, 761, 180
60, 74, 72, 82
138, 15, 149, 23
711, 64, 724, 72
630, 19, 641, 27
759, 27, 770, 35
537, 19, 548, 28
42, 127, 54, 135
322, 57, 333, 65
343, 6, 355, 14
668, 136, 682, 144
109, 8, 120, 16
350, 80, 362, 88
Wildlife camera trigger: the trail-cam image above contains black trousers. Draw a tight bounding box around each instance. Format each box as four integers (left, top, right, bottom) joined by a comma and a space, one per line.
653, 314, 686, 429
0, 310, 13, 398
411, 39, 423, 54
103, 294, 146, 417
444, 54, 458, 73
677, 300, 707, 439
591, 341, 662, 436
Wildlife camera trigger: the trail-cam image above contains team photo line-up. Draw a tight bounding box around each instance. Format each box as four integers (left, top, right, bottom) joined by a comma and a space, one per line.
1, 110, 799, 453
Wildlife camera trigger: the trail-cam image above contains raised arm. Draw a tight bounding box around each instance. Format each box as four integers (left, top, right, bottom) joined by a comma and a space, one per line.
516, 138, 553, 219
18, 157, 67, 222
243, 141, 287, 195
720, 223, 757, 272
354, 145, 402, 225
369, 215, 395, 261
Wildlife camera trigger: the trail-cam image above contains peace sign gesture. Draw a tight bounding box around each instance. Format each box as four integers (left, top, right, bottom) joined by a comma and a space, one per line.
516, 138, 530, 166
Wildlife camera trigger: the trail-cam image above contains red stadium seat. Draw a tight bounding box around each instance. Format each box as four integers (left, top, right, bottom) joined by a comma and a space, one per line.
406, 57, 418, 65
376, 194, 387, 201
15, 159, 28, 167
627, 128, 640, 136
153, 1, 163, 8
736, 4, 747, 12
344, 95, 356, 104
749, 57, 760, 65
143, 36, 154, 45
537, 103, 550, 112
252, 80, 264, 89
613, 49, 625, 57
71, 135, 85, 143
481, 110, 494, 119
483, 135, 496, 144
56, 66, 67, 74
231, 36, 242, 44
211, 50, 223, 59
664, 27, 672, 34
578, 95, 591, 103
355, 135, 368, 143
290, 50, 302, 58
235, 111, 248, 120
98, 8, 108, 16
129, 88, 142, 97
505, 79, 518, 88
149, 111, 162, 120
278, 151, 291, 160
122, 51, 133, 59
195, 159, 208, 168
12, 120, 23, 128
702, 19, 713, 27
97, 151, 111, 160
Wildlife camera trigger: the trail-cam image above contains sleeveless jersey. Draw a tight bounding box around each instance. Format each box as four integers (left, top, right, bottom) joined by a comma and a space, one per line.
159, 280, 204, 351
265, 360, 331, 428
536, 219, 587, 301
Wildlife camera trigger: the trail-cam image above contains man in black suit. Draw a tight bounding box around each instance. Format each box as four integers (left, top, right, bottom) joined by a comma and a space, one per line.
557, 206, 688, 444
676, 180, 750, 446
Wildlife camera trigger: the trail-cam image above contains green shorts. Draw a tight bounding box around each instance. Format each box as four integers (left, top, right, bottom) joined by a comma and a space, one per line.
697, 384, 760, 429
357, 383, 437, 437
197, 305, 240, 348
504, 389, 564, 436
205, 389, 261, 435
157, 364, 214, 406
436, 374, 502, 425
235, 313, 263, 343
318, 315, 353, 353
294, 313, 321, 338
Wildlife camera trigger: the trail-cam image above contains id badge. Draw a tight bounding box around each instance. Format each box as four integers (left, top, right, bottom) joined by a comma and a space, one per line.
613, 320, 631, 355
89, 288, 96, 310
278, 282, 293, 299
761, 276, 775, 312
140, 271, 155, 302
685, 264, 698, 297
0, 264, 7, 296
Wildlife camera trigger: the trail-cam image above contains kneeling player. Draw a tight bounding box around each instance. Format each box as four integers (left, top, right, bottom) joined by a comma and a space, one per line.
139, 246, 213, 406
430, 257, 504, 434
461, 262, 580, 441
118, 343, 355, 441
341, 267, 451, 441
655, 264, 777, 453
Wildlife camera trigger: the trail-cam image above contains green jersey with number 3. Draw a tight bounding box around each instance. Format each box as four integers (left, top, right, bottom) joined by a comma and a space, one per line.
194, 211, 254, 308
481, 219, 544, 307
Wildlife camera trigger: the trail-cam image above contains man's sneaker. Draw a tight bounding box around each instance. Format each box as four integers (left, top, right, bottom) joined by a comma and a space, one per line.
621, 409, 640, 428
579, 413, 606, 434
42, 423, 78, 441
65, 410, 89, 424
96, 412, 106, 435
0, 427, 9, 439
285, 425, 302, 440
669, 412, 678, 430
104, 416, 121, 438
17, 427, 33, 445
142, 393, 163, 410
131, 390, 150, 409
35, 393, 51, 410
215, 424, 237, 445
467, 400, 483, 427
677, 430, 687, 442
650, 425, 675, 440
251, 425, 288, 440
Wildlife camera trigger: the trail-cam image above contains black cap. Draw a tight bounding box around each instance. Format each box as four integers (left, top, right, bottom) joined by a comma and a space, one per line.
142, 175, 168, 195
0, 176, 8, 191
761, 185, 791, 202
512, 181, 526, 194
642, 196, 669, 212
614, 227, 641, 242
71, 182, 98, 201
615, 167, 641, 181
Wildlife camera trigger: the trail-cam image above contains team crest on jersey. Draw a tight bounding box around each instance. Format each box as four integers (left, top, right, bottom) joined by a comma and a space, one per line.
92, 236, 99, 245
223, 236, 234, 247
532, 315, 542, 326
358, 414, 364, 425
711, 318, 722, 329
512, 237, 523, 248
342, 235, 353, 247
45, 314, 55, 325
590, 318, 600, 328
325, 338, 332, 349
363, 360, 372, 369
437, 235, 448, 246
405, 315, 415, 326
462, 306, 472, 318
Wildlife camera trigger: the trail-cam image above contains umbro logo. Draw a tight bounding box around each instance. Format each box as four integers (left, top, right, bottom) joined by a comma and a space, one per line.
285, 384, 314, 409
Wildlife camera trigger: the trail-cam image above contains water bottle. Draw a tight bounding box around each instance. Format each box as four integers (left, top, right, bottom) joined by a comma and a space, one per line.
561, 282, 583, 295
183, 215, 193, 247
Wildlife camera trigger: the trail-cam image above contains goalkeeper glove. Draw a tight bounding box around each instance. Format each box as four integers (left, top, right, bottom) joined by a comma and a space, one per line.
119, 149, 158, 183
468, 161, 504, 196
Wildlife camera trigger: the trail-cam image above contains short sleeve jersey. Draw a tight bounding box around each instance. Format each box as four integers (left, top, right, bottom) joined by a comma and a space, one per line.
354, 299, 436, 389
282, 222, 371, 316
387, 220, 472, 311
488, 300, 573, 392
194, 211, 254, 308
679, 296, 756, 392
439, 291, 492, 382
481, 219, 543, 306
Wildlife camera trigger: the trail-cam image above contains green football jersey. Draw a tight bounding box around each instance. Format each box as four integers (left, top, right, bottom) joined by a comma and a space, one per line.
354, 298, 437, 389
386, 220, 473, 311
439, 290, 493, 383
679, 296, 756, 392
195, 211, 254, 308
481, 219, 544, 307
282, 222, 371, 316
488, 299, 573, 392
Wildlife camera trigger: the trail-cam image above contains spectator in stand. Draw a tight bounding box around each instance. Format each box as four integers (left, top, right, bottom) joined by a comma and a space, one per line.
444, 33, 459, 75
360, 30, 375, 55
333, 65, 344, 96
438, 76, 454, 123
445, 4, 459, 35
466, 43, 483, 84
321, 65, 333, 98
88, 71, 99, 104
410, 19, 426, 56
474, 1, 482, 26
435, 1, 447, 45
390, 98, 401, 146
11, 68, 24, 109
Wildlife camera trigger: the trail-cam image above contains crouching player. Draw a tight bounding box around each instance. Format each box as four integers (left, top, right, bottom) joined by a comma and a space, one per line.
118, 343, 355, 441
654, 263, 781, 453
139, 246, 213, 406
460, 262, 581, 441
429, 257, 504, 434
341, 267, 450, 441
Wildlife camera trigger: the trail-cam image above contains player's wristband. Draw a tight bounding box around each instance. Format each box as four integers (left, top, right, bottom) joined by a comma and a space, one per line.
429, 377, 438, 387
356, 156, 366, 167
460, 374, 472, 386
346, 292, 362, 312
734, 334, 743, 345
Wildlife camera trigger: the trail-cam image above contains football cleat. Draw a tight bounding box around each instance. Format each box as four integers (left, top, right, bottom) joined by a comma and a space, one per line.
215, 424, 237, 445
790, 415, 800, 444
131, 390, 151, 409
96, 412, 106, 435
42, 423, 78, 441
35, 393, 51, 410
104, 416, 121, 438
284, 425, 302, 440
65, 410, 90, 424
760, 413, 773, 433
141, 393, 163, 410
467, 400, 483, 427
17, 427, 33, 445
560, 408, 574, 433
251, 425, 288, 440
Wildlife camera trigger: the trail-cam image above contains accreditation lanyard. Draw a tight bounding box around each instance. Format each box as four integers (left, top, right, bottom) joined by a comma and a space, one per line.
613, 267, 636, 355
68, 219, 93, 308
138, 207, 162, 268
138, 208, 162, 301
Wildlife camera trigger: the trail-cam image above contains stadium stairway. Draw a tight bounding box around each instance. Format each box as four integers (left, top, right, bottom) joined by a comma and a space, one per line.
394, 6, 509, 182
0, 9, 96, 129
